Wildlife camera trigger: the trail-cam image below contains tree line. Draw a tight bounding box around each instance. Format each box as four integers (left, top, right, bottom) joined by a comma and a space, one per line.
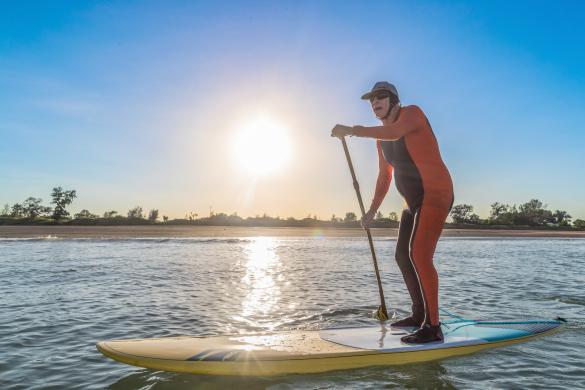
2, 187, 77, 222
1, 187, 584, 230
450, 199, 585, 229
0, 187, 164, 225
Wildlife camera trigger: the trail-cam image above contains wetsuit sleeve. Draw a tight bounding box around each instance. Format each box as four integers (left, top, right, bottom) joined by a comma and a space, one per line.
369, 141, 393, 213
353, 105, 423, 140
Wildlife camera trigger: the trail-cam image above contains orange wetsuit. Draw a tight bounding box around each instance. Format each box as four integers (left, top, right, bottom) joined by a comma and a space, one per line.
353, 105, 454, 326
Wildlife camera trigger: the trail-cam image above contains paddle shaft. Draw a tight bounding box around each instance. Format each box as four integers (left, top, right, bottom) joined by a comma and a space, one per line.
339, 136, 388, 318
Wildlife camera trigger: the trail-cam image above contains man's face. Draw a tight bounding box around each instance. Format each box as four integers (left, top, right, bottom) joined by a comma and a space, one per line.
370, 92, 391, 119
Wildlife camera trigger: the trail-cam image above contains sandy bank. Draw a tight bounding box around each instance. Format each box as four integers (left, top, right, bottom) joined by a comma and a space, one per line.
1, 225, 584, 238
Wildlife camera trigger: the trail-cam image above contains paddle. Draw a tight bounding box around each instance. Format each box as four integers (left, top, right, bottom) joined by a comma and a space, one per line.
338, 136, 389, 321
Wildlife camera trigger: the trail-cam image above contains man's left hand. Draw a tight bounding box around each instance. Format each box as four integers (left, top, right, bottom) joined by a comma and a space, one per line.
331, 124, 354, 138
361, 209, 376, 229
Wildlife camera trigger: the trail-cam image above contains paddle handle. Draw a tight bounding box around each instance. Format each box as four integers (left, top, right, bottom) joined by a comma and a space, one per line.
339, 136, 388, 319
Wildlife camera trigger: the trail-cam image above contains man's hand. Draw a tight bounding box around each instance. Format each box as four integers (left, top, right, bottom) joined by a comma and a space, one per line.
361, 209, 376, 229
331, 124, 354, 138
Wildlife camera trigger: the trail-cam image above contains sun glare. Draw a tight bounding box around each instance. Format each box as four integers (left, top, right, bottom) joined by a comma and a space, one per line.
232, 117, 292, 176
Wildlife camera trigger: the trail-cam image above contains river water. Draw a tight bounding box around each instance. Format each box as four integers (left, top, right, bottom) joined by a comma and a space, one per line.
0, 235, 583, 389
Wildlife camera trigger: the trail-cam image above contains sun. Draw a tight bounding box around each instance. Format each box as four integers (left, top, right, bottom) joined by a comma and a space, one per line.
232, 117, 292, 176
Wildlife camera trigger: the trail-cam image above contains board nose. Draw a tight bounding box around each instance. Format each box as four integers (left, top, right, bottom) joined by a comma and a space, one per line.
96, 341, 111, 354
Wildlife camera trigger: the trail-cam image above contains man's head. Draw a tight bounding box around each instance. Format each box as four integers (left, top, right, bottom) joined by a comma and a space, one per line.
361, 81, 400, 119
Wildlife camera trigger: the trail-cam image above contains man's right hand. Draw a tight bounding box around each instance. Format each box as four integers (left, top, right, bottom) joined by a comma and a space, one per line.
361, 209, 376, 229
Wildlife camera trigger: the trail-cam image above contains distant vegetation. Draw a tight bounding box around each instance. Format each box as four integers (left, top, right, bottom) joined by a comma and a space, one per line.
1, 187, 584, 230
449, 200, 581, 229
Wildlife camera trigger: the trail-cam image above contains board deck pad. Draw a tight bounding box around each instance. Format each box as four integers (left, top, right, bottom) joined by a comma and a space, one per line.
319, 321, 554, 352
97, 319, 561, 376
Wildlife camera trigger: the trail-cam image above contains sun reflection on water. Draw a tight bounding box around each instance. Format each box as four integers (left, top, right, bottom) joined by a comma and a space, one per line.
234, 237, 283, 330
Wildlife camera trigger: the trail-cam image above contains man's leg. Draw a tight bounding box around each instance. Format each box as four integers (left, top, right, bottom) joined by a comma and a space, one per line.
392, 209, 425, 326
408, 201, 450, 326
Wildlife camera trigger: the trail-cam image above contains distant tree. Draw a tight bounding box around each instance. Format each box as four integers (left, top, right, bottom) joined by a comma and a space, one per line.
489, 202, 520, 225
344, 212, 357, 222
186, 211, 198, 221
552, 210, 572, 226
10, 203, 25, 218
516, 199, 553, 226
103, 210, 118, 218
127, 206, 144, 219
75, 209, 97, 219
22, 197, 51, 219
489, 202, 517, 225
489, 202, 508, 221
148, 209, 159, 222
163, 215, 169, 223
1, 204, 10, 216
51, 187, 77, 221
450, 204, 472, 223
450, 204, 481, 224
388, 212, 398, 221
375, 211, 384, 220
573, 219, 585, 230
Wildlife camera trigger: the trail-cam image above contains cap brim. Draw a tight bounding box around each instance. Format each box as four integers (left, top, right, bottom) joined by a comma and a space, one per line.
361, 90, 398, 101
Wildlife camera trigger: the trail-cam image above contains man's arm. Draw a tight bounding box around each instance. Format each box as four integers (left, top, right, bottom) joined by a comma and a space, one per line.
369, 141, 393, 213
352, 105, 424, 140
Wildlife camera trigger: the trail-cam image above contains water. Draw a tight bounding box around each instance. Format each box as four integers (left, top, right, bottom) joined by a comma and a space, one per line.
1, 235, 584, 389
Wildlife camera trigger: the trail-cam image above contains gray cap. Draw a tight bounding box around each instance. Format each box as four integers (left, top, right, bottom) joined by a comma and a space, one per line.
361, 81, 399, 100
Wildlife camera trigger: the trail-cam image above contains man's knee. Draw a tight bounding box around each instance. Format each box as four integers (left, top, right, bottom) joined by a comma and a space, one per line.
395, 250, 411, 268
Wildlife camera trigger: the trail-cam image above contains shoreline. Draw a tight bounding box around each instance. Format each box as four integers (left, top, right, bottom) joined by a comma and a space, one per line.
1, 225, 584, 238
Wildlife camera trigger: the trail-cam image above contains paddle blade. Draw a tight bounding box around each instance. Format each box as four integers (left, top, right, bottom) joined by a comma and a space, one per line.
374, 306, 389, 321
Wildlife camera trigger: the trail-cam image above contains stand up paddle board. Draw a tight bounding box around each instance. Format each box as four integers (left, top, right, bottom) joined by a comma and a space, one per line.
97, 318, 561, 376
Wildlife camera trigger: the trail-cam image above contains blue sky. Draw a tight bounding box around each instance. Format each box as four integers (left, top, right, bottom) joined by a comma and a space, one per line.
1, 1, 584, 219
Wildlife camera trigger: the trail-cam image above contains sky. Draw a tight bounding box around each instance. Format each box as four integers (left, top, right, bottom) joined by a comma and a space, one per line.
1, 0, 584, 220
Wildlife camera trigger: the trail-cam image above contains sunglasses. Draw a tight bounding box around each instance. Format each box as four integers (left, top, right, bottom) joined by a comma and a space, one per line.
369, 92, 391, 103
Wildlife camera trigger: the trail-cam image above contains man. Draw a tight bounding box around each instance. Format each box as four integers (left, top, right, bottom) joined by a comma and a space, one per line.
331, 81, 454, 343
